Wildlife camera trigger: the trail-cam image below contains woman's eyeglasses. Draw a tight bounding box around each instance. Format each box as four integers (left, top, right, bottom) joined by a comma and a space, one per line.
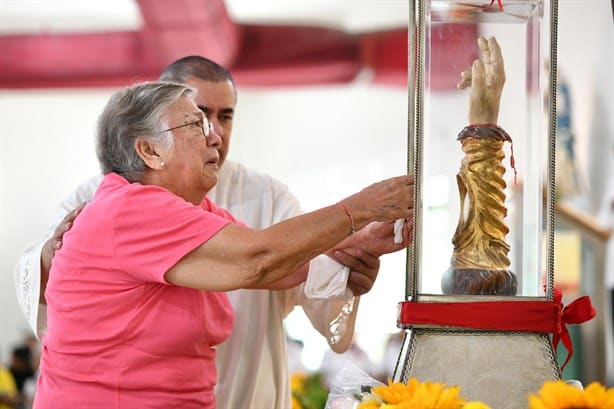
161, 117, 212, 138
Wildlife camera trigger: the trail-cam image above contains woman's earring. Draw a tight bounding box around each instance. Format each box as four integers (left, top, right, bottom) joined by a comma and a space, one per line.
160, 161, 166, 169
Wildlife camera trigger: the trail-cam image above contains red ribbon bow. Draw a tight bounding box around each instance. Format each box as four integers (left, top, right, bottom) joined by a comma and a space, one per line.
398, 289, 596, 372
552, 288, 596, 371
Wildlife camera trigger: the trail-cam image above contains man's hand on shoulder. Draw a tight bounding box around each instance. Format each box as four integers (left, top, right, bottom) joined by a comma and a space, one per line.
39, 203, 86, 304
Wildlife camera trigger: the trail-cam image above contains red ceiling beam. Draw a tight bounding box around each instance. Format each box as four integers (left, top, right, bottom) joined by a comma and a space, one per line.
0, 0, 361, 89
0, 0, 240, 89
0, 0, 475, 90
231, 24, 361, 86
361, 24, 479, 89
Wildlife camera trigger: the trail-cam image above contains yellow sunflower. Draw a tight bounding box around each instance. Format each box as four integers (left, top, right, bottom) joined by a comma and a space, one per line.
528, 380, 614, 409
356, 378, 485, 409
357, 400, 385, 409
583, 382, 614, 409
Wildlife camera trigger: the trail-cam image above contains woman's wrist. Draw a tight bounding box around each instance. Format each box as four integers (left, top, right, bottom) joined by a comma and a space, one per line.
335, 202, 356, 236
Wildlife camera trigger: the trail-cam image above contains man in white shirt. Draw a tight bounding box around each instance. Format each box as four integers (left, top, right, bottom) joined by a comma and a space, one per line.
14, 56, 412, 409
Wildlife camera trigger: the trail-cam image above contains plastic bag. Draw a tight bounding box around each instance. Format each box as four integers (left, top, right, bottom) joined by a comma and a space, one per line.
328, 295, 355, 345
324, 361, 384, 409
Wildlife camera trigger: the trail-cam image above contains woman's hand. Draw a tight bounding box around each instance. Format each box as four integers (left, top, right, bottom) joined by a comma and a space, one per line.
340, 174, 414, 229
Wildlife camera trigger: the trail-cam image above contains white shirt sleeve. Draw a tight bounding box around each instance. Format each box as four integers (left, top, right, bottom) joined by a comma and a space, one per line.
261, 176, 358, 351
13, 175, 103, 339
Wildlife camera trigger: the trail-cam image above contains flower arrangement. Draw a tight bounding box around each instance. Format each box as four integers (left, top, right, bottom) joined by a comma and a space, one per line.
528, 380, 614, 409
291, 372, 329, 409
352, 378, 614, 409
355, 378, 487, 409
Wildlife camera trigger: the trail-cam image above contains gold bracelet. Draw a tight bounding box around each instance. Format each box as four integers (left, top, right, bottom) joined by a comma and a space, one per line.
336, 202, 356, 236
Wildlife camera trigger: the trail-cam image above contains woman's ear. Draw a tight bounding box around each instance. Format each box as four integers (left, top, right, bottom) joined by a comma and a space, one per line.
134, 138, 166, 170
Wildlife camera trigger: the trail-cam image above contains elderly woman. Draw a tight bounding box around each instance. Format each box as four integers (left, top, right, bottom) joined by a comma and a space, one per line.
33, 81, 413, 409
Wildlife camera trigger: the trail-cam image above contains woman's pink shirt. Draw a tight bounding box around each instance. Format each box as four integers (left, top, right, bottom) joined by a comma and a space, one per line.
35, 173, 236, 409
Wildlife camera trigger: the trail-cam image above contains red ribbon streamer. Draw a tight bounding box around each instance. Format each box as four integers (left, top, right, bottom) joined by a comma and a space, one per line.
398, 289, 595, 371
552, 289, 596, 370
489, 0, 504, 11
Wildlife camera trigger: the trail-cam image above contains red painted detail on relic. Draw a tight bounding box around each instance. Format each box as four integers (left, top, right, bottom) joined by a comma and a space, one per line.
489, 0, 504, 11
510, 141, 517, 185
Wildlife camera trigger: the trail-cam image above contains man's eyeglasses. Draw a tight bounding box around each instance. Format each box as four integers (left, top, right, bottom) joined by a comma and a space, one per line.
161, 117, 212, 138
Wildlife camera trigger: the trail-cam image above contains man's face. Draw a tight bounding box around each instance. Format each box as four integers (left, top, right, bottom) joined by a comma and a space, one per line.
183, 76, 236, 169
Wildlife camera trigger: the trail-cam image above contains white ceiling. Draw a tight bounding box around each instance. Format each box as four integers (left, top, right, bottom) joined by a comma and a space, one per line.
0, 0, 141, 34
0, 0, 408, 35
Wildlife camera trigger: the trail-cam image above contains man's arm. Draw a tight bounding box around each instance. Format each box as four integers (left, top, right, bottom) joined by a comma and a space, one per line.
296, 224, 413, 353
267, 178, 411, 352
13, 175, 102, 339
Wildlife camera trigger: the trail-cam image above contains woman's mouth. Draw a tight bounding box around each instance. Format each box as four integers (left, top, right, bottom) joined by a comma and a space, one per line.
205, 157, 219, 168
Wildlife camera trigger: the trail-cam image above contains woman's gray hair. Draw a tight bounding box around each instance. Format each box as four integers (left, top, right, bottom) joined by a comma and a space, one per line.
96, 81, 195, 182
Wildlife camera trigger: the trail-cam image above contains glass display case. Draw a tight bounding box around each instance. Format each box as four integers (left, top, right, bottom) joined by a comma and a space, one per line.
409, 0, 555, 299
390, 1, 595, 406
